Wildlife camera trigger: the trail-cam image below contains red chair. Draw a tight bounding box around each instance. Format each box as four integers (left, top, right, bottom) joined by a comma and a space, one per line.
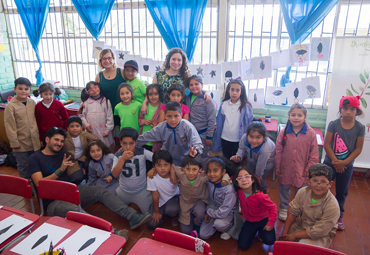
0, 175, 35, 213
152, 228, 212, 255
270, 241, 347, 255
66, 211, 113, 233
37, 179, 81, 216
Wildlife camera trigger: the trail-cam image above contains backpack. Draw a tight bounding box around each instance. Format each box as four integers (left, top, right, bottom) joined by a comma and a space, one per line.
5, 151, 17, 168
0, 141, 11, 154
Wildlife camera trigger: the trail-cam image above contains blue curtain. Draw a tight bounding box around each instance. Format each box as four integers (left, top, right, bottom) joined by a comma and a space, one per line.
71, 0, 115, 40
144, 0, 207, 62
14, 0, 50, 85
280, 0, 339, 44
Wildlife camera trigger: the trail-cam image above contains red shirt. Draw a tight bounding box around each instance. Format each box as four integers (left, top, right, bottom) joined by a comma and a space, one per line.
35, 99, 69, 141
238, 189, 277, 227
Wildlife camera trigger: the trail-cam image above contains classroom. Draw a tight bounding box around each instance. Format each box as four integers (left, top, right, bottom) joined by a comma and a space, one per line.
0, 0, 369, 254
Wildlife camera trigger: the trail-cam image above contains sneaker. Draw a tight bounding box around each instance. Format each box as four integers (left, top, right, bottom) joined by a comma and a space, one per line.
337, 218, 345, 230
129, 212, 151, 230
171, 217, 179, 227
114, 229, 129, 240
220, 232, 231, 240
278, 209, 288, 221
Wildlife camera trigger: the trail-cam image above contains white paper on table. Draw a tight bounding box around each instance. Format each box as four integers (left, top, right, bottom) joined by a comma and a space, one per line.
56, 225, 111, 255
140, 58, 154, 77
291, 44, 310, 67
11, 223, 70, 255
271, 49, 292, 69
316, 134, 323, 145
286, 81, 305, 105
250, 56, 272, 79
310, 37, 331, 61
247, 88, 265, 109
265, 87, 287, 105
221, 61, 240, 83
301, 76, 321, 99
0, 215, 32, 245
239, 59, 254, 80
92, 41, 105, 59
204, 64, 222, 85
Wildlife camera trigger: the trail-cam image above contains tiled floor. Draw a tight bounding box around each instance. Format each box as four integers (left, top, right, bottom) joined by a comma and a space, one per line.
1, 164, 369, 255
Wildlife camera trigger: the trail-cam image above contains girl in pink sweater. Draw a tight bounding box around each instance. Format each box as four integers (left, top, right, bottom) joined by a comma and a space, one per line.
274, 104, 319, 221
234, 166, 277, 250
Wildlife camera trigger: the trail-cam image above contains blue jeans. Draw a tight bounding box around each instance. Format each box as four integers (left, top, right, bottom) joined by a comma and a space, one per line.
324, 159, 353, 218
238, 217, 276, 250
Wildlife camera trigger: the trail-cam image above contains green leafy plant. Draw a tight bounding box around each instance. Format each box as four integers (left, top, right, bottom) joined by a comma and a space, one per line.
346, 69, 370, 108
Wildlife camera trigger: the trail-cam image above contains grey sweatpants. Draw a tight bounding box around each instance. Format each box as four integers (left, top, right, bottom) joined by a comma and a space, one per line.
278, 183, 306, 209
199, 211, 234, 239
147, 195, 180, 229
180, 200, 207, 234
115, 187, 152, 214
14, 151, 35, 178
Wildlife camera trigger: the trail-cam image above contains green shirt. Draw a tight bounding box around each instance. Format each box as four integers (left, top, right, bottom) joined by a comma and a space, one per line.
191, 94, 197, 105
114, 100, 142, 131
311, 198, 319, 204
189, 179, 196, 185
126, 78, 146, 104
142, 104, 158, 146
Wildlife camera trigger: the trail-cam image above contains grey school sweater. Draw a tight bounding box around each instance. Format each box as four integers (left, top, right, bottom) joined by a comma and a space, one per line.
137, 119, 203, 166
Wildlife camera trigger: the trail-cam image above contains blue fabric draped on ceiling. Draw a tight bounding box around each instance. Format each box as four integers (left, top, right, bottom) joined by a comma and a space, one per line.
71, 0, 115, 40
14, 0, 50, 85
279, 0, 338, 87
144, 0, 207, 62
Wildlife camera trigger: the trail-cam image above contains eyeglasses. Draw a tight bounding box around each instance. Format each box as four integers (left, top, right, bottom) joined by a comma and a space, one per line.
101, 57, 113, 61
236, 175, 252, 181
88, 85, 99, 93
309, 180, 330, 186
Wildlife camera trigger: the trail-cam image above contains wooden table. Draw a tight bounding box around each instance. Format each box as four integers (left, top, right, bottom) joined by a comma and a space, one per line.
127, 237, 199, 254
0, 206, 40, 253
2, 216, 126, 255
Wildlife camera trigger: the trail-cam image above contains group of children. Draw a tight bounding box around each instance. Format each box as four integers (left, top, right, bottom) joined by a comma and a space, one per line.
4, 53, 365, 250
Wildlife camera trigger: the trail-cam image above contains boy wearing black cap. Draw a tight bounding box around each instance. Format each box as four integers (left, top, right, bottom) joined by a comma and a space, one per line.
124, 60, 147, 103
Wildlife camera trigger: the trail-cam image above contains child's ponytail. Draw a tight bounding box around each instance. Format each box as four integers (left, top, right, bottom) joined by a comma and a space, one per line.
281, 119, 289, 147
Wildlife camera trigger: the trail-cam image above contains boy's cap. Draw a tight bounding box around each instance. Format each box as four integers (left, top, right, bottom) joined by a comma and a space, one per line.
124, 60, 138, 71
339, 96, 361, 110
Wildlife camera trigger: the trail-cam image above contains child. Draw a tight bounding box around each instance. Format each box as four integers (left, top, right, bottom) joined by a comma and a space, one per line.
4, 77, 40, 178
171, 155, 209, 234
146, 150, 180, 229
323, 96, 365, 230
114, 83, 142, 132
79, 81, 114, 148
199, 157, 238, 240
275, 104, 319, 221
280, 164, 340, 248
185, 75, 216, 168
34, 82, 69, 143
124, 60, 147, 104
63, 116, 98, 184
212, 79, 253, 159
112, 127, 153, 213
85, 140, 118, 195
138, 83, 164, 152
137, 102, 203, 166
234, 166, 277, 250
231, 120, 276, 192
158, 84, 189, 122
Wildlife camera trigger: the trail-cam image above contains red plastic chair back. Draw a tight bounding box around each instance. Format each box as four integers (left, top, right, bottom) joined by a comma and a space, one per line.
37, 179, 81, 215
152, 228, 212, 254
66, 211, 113, 233
0, 175, 35, 213
272, 241, 347, 255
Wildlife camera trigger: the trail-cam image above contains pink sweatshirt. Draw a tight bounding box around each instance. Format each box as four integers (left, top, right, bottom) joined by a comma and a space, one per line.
238, 190, 277, 227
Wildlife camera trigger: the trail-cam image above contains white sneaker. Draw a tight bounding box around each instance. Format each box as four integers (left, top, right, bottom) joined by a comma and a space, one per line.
279, 209, 287, 221
220, 232, 231, 240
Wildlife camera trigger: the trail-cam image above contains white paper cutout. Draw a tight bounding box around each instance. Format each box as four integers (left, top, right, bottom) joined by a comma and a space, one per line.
92, 41, 104, 59
140, 58, 153, 77
189, 64, 207, 79
11, 223, 70, 255
56, 225, 111, 255
115, 50, 127, 68
250, 56, 272, 79
152, 60, 163, 74
206, 90, 221, 110
265, 87, 287, 105
248, 88, 265, 109
286, 81, 305, 105
291, 44, 310, 67
239, 60, 254, 80
221, 62, 240, 83
310, 37, 331, 61
301, 76, 321, 99
204, 64, 222, 84
271, 49, 293, 69
0, 215, 32, 245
